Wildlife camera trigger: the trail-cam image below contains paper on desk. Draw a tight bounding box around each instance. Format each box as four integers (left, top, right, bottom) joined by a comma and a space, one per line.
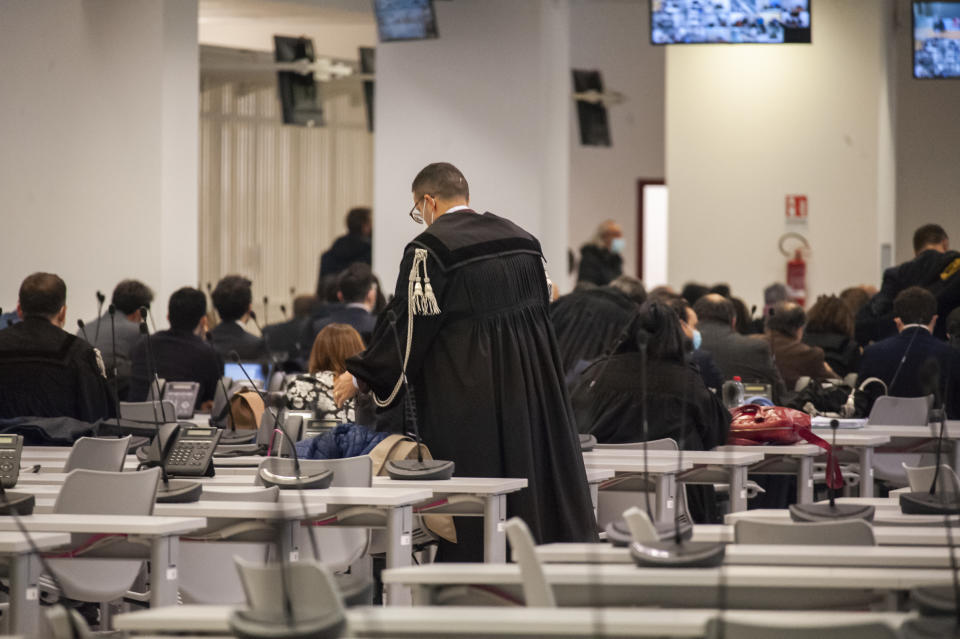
810, 417, 867, 429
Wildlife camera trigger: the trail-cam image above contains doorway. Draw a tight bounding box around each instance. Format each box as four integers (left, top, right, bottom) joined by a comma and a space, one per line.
637, 179, 667, 287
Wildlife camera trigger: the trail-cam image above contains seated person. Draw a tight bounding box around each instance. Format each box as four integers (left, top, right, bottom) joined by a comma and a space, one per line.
693, 294, 787, 403
285, 323, 364, 423
802, 294, 861, 378
949, 306, 960, 351
860, 286, 960, 418
660, 294, 724, 393
128, 287, 223, 409
570, 300, 730, 523
0, 273, 111, 421
758, 301, 836, 390
301, 263, 378, 355
209, 275, 267, 361
857, 224, 960, 344
78, 279, 153, 399
262, 294, 316, 366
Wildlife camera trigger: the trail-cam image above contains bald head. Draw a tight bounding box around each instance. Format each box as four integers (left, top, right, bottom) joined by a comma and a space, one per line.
766, 301, 806, 339
692, 293, 735, 327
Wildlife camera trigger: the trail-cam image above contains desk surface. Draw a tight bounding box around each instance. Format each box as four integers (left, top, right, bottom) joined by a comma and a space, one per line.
371, 476, 527, 494
808, 432, 892, 447
114, 605, 915, 637
585, 450, 763, 466
382, 562, 951, 590
534, 542, 960, 568
0, 531, 70, 553
714, 444, 822, 457
581, 458, 695, 473
725, 507, 960, 527
839, 424, 960, 439
0, 514, 205, 535
692, 523, 960, 546
30, 499, 329, 520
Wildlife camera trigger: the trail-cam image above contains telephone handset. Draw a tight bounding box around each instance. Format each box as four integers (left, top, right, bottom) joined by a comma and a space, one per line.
163, 426, 222, 476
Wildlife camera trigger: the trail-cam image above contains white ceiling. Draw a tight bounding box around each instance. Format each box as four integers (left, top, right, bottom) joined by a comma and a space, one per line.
199, 0, 377, 60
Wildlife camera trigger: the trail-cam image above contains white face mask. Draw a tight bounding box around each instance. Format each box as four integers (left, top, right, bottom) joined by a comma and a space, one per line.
610, 237, 625, 254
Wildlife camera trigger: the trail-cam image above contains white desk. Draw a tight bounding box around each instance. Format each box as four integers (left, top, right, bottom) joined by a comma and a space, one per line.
0, 531, 70, 635
847, 423, 960, 471
382, 562, 951, 607
691, 523, 960, 546
715, 444, 822, 503
579, 457, 692, 525
585, 450, 761, 512
0, 515, 204, 608
725, 507, 960, 527
113, 604, 915, 638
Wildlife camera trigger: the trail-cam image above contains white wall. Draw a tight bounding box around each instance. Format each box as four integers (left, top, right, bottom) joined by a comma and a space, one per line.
894, 0, 960, 263
666, 0, 896, 310
0, 0, 199, 327
568, 1, 665, 284
373, 0, 571, 292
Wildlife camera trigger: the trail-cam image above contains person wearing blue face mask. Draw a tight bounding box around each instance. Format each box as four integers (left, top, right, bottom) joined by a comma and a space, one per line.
659, 293, 725, 394
576, 220, 624, 287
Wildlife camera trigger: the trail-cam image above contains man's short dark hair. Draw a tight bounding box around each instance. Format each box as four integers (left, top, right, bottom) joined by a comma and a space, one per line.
338, 263, 375, 304
19, 272, 66, 318
608, 275, 646, 306
693, 293, 735, 326
411, 162, 470, 201
947, 306, 960, 341
346, 207, 371, 235
681, 282, 709, 306
913, 224, 948, 253
112, 280, 154, 315
168, 287, 207, 332
894, 286, 938, 325
766, 301, 806, 337
211, 275, 253, 322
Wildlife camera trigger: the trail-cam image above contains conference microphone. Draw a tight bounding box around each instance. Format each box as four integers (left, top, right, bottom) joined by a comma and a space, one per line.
146, 303, 157, 333
94, 290, 106, 342
263, 296, 270, 326
139, 320, 165, 426
381, 310, 454, 480
249, 310, 282, 371
108, 304, 123, 421
280, 304, 289, 321
77, 319, 90, 343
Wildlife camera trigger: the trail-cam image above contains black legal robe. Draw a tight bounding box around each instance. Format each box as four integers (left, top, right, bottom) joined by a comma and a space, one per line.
347, 210, 598, 555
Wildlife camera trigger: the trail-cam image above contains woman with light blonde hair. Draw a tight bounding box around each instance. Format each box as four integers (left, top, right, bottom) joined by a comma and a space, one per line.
285, 323, 365, 422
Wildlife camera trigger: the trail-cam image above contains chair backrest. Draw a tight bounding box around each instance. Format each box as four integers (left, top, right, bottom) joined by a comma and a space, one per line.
594, 437, 679, 451
503, 517, 555, 607
903, 463, 960, 494
201, 486, 280, 503
705, 618, 898, 639
259, 411, 303, 451
266, 371, 286, 393
145, 379, 166, 402
54, 468, 160, 515
734, 519, 875, 546
867, 395, 933, 426
234, 558, 345, 623
118, 400, 176, 424
621, 506, 660, 544
257, 455, 371, 488
64, 436, 131, 473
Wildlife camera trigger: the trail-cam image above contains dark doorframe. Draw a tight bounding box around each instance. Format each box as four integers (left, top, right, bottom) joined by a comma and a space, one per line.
636, 178, 665, 281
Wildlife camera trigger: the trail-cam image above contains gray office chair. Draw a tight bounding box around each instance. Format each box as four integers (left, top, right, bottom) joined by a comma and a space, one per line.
594, 437, 679, 451
503, 517, 555, 607
903, 462, 960, 494
64, 436, 131, 472
118, 400, 176, 424
43, 468, 161, 628
867, 394, 933, 426
734, 519, 875, 546
705, 618, 898, 639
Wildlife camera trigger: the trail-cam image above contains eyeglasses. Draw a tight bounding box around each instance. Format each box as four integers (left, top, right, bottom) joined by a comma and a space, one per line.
409, 195, 432, 225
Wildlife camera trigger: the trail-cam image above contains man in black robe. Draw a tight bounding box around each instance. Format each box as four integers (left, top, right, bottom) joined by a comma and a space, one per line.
334, 162, 597, 560
0, 273, 111, 421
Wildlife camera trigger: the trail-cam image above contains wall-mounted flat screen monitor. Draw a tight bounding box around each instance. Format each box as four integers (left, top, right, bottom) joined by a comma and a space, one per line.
374, 0, 438, 42
913, 2, 960, 78
651, 0, 811, 45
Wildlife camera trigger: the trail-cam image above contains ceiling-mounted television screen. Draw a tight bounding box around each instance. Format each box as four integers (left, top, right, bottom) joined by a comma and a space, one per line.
651, 0, 811, 45
913, 2, 960, 78
374, 0, 438, 42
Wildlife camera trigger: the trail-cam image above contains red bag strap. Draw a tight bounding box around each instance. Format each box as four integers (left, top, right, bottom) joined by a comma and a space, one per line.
797, 429, 844, 491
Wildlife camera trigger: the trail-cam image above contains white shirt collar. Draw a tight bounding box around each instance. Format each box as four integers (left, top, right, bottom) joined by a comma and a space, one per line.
901, 323, 932, 333
346, 303, 368, 311
445, 205, 472, 214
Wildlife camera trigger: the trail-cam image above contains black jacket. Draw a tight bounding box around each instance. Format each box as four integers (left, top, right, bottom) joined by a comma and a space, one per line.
209, 322, 267, 362
577, 244, 623, 287
803, 331, 861, 378
698, 320, 788, 403
129, 329, 223, 407
302, 306, 377, 356
318, 233, 371, 285
0, 317, 111, 421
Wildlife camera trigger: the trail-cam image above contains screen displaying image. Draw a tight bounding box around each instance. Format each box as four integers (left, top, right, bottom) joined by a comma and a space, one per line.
651, 0, 811, 45
374, 0, 438, 42
914, 2, 960, 78
224, 362, 266, 388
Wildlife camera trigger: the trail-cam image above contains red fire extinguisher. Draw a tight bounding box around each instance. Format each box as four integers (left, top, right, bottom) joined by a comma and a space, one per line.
779, 233, 810, 307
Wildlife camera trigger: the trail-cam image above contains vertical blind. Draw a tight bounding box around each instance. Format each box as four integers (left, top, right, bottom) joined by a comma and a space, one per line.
199, 78, 373, 322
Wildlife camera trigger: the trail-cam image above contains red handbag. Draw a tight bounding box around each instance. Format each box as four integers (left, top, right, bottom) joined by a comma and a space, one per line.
728, 404, 843, 490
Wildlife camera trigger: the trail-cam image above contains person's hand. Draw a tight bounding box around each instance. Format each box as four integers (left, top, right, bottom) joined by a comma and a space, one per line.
334, 372, 358, 407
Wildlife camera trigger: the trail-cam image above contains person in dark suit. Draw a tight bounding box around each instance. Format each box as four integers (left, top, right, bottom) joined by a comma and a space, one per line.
209, 275, 267, 361
860, 286, 960, 418
0, 273, 111, 421
660, 294, 725, 393
129, 287, 223, 409
262, 294, 317, 367
576, 220, 624, 287
317, 207, 372, 287
758, 301, 836, 391
693, 294, 787, 403
857, 224, 960, 344
302, 263, 378, 353
803, 294, 862, 378
949, 306, 960, 351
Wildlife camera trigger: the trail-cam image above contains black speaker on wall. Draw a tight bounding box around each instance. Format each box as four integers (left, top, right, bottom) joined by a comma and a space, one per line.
359, 47, 375, 133
572, 69, 611, 147
274, 35, 324, 127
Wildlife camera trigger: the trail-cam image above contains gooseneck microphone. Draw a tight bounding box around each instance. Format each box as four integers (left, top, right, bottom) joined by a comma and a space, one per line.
280, 304, 289, 321
263, 296, 270, 326
146, 303, 157, 333
109, 305, 122, 420
249, 310, 282, 372
77, 319, 90, 343
94, 290, 106, 342
139, 321, 164, 427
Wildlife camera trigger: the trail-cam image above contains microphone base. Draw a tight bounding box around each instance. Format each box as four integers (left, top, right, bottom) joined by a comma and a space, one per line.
0, 493, 35, 516
789, 503, 876, 522
901, 616, 960, 639
228, 609, 346, 639
579, 434, 597, 452
219, 431, 258, 445
909, 584, 960, 617
900, 492, 960, 515
629, 540, 726, 568
385, 459, 454, 480
259, 467, 334, 490
156, 480, 203, 503
604, 515, 694, 547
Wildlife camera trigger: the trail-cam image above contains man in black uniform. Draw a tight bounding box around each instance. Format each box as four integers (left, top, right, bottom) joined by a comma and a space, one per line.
0, 273, 111, 421
129, 287, 223, 409
209, 275, 267, 362
334, 162, 597, 561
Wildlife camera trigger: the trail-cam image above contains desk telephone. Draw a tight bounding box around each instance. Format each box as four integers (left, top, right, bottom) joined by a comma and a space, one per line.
0, 434, 22, 488
163, 426, 223, 476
